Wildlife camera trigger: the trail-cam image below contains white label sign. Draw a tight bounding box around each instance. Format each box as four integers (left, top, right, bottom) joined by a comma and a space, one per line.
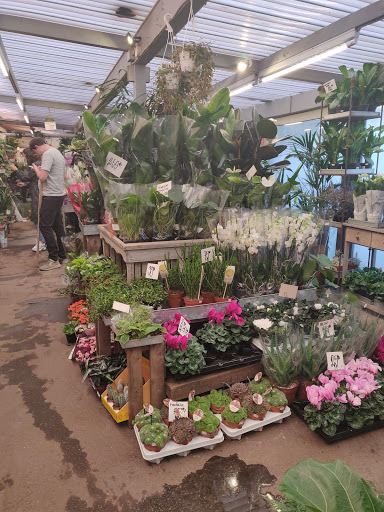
168, 400, 188, 421
156, 181, 172, 197
229, 400, 241, 412
178, 316, 190, 337
253, 393, 263, 405
44, 121, 56, 130
224, 266, 235, 284
318, 319, 335, 338
105, 152, 127, 178
146, 263, 159, 280
254, 372, 262, 382
279, 284, 298, 299
246, 165, 257, 181
323, 79, 337, 93
327, 351, 344, 371
112, 301, 131, 314
193, 409, 204, 422
201, 246, 215, 263
112, 223, 120, 231
188, 390, 195, 402
143, 403, 154, 416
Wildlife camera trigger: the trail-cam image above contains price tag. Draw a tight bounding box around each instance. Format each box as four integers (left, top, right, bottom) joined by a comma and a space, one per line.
44, 121, 56, 130
201, 246, 215, 263
254, 372, 262, 382
253, 393, 263, 405
146, 263, 159, 280
279, 284, 298, 299
323, 79, 337, 93
224, 266, 235, 284
318, 319, 335, 338
188, 390, 195, 401
264, 387, 273, 395
158, 261, 168, 278
193, 409, 204, 422
246, 165, 257, 181
156, 180, 172, 197
178, 316, 190, 337
105, 151, 127, 178
327, 351, 344, 371
168, 400, 188, 421
229, 400, 241, 412
112, 223, 120, 231
163, 398, 171, 407
143, 403, 154, 417
112, 301, 131, 314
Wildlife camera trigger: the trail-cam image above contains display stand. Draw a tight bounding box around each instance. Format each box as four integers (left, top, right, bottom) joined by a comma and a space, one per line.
342, 224, 384, 279
79, 223, 102, 255
98, 225, 205, 281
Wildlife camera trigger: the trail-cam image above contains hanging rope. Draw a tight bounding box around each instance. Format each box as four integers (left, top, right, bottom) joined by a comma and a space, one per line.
182, 0, 195, 47
162, 13, 176, 61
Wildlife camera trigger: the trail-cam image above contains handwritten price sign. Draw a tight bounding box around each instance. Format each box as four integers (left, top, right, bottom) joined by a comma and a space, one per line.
318, 319, 335, 338
327, 351, 344, 371
105, 152, 128, 178
178, 316, 190, 337
279, 284, 298, 299
323, 79, 337, 93
156, 181, 172, 197
146, 263, 159, 280
168, 400, 188, 421
201, 246, 215, 263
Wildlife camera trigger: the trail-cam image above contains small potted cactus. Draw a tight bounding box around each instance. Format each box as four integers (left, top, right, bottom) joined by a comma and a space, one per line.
226, 382, 250, 405
209, 389, 231, 414
133, 407, 162, 431
193, 410, 221, 438
221, 402, 247, 429
168, 417, 196, 445
188, 395, 211, 418
264, 388, 288, 413
242, 393, 270, 421
139, 423, 170, 452
106, 383, 128, 410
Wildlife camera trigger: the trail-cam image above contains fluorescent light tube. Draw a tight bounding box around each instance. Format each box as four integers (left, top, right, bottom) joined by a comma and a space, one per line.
304, 128, 311, 131
16, 94, 23, 110
0, 54, 8, 77
24, 114, 29, 123
284, 121, 302, 126
260, 43, 350, 83
30, 129, 34, 135
230, 83, 253, 97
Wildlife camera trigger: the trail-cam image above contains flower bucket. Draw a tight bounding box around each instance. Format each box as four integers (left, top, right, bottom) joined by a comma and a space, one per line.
179, 50, 195, 73
184, 296, 202, 306
274, 381, 299, 405
65, 333, 77, 345
167, 290, 184, 308
366, 190, 384, 223
353, 194, 367, 221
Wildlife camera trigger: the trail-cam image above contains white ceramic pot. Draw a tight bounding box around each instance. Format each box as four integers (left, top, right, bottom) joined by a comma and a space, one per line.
179, 50, 195, 73
366, 190, 384, 223
165, 73, 180, 91
353, 194, 367, 221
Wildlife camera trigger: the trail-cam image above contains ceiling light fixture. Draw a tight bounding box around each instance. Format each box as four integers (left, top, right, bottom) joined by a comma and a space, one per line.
304, 128, 311, 131
237, 59, 250, 72
126, 32, 141, 45
229, 83, 253, 97
95, 86, 100, 94
259, 29, 358, 83
24, 114, 29, 124
78, 115, 82, 119
284, 121, 303, 126
83, 104, 89, 109
0, 52, 8, 77
16, 94, 23, 110
30, 129, 34, 135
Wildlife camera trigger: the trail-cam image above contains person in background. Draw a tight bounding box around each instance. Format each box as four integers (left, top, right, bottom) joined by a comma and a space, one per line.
17, 149, 46, 252
29, 137, 67, 271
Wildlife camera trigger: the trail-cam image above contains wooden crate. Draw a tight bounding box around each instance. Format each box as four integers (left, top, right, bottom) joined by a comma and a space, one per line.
79, 223, 102, 255
98, 225, 207, 281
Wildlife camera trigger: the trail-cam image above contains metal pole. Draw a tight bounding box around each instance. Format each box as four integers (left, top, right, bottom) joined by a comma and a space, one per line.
376, 104, 383, 174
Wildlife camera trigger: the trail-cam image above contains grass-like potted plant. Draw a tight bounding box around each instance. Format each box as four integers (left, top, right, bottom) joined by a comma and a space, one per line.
164, 257, 184, 308
139, 423, 170, 452
221, 402, 248, 429
209, 389, 231, 414
168, 417, 196, 445
193, 410, 221, 438
180, 245, 203, 306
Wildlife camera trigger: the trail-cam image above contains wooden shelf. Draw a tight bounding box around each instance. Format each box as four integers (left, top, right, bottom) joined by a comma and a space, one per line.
320, 168, 374, 176
324, 110, 381, 122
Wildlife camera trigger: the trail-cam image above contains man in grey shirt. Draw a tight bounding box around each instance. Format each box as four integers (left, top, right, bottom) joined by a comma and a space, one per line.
30, 137, 67, 270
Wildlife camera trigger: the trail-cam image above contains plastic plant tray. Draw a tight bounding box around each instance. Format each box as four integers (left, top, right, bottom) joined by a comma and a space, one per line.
134, 425, 224, 464
215, 407, 291, 440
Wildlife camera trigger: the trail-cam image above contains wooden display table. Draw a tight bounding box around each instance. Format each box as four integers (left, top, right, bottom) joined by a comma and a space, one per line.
342, 223, 384, 278
98, 225, 207, 281
79, 223, 102, 255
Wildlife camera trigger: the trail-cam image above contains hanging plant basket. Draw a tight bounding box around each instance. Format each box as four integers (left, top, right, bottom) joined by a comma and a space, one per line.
179, 49, 196, 73
165, 72, 180, 92
44, 118, 56, 130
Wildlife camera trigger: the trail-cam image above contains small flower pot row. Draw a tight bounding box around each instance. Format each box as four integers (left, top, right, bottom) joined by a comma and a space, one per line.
167, 289, 231, 308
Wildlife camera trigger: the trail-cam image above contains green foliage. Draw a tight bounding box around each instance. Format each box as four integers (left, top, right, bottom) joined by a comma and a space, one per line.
261, 332, 301, 387
139, 423, 169, 448
265, 388, 288, 407
273, 459, 384, 512
179, 244, 203, 299
115, 310, 165, 345
165, 337, 207, 375
221, 405, 247, 423
165, 256, 183, 291
62, 321, 78, 335
209, 389, 231, 408
248, 378, 272, 395
134, 407, 162, 428
194, 411, 220, 434
82, 353, 127, 388
188, 395, 211, 414
343, 267, 384, 301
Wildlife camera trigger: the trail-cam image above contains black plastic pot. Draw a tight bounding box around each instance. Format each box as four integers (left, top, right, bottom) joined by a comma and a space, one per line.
345, 162, 358, 169
65, 333, 77, 344
328, 163, 343, 169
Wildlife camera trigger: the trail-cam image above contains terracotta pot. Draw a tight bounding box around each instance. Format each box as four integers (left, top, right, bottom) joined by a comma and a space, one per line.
248, 411, 267, 421
222, 418, 245, 429
167, 290, 184, 308
201, 291, 215, 304
296, 380, 313, 402
143, 442, 166, 453
269, 405, 286, 413
183, 296, 202, 307
199, 426, 220, 439
274, 381, 299, 405
210, 404, 226, 414
214, 295, 232, 303
171, 433, 194, 445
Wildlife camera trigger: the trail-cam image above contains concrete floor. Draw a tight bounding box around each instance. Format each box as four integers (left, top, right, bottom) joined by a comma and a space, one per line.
1, 222, 384, 512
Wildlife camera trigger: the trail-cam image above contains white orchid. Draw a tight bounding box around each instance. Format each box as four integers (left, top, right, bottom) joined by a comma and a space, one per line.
261, 175, 276, 188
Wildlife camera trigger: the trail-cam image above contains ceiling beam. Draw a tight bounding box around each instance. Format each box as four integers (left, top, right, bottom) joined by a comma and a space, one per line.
0, 14, 130, 51
0, 119, 74, 131
0, 94, 84, 111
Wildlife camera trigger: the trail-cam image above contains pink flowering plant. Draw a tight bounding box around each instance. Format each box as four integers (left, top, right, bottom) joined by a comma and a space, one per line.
304, 357, 384, 436
196, 301, 251, 353
164, 313, 207, 376
373, 335, 384, 365
75, 335, 96, 364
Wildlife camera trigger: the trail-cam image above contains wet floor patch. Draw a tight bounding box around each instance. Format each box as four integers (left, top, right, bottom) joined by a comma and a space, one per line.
16, 296, 71, 323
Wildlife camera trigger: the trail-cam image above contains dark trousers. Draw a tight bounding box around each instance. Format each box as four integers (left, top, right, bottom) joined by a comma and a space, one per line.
39, 196, 66, 261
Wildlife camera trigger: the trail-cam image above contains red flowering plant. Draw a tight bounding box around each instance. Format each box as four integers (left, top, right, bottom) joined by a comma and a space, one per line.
164, 313, 207, 376
373, 335, 384, 365
68, 300, 89, 325
196, 300, 251, 353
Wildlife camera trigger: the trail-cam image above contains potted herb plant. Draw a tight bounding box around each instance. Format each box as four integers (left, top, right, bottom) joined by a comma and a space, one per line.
133, 407, 162, 431
193, 410, 221, 438
139, 423, 169, 452
179, 244, 203, 306
164, 257, 184, 308
209, 389, 231, 414
221, 403, 247, 429
168, 417, 196, 445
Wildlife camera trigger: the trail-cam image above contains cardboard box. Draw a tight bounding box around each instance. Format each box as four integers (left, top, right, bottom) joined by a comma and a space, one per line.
101, 357, 150, 423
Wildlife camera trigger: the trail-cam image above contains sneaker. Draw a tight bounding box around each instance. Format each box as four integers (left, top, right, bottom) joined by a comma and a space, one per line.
40, 259, 61, 271
32, 242, 46, 252
59, 258, 69, 265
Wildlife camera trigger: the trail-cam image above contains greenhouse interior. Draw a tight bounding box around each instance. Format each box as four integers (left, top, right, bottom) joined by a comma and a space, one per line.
2, 1, 384, 511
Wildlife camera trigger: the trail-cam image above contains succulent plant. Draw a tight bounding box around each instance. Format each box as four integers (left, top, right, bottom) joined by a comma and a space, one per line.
139, 423, 169, 448
117, 394, 126, 408
113, 392, 120, 408
168, 417, 196, 443
117, 379, 124, 394
242, 394, 270, 416
221, 405, 247, 424
209, 389, 231, 408
160, 404, 169, 421
106, 384, 114, 398
265, 388, 288, 407
188, 395, 211, 414
248, 377, 272, 395
133, 407, 162, 428
194, 411, 220, 434
123, 385, 129, 403
227, 382, 250, 403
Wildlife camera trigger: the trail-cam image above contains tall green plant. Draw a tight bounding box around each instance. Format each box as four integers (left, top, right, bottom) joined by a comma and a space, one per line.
179, 244, 203, 299
261, 331, 301, 387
